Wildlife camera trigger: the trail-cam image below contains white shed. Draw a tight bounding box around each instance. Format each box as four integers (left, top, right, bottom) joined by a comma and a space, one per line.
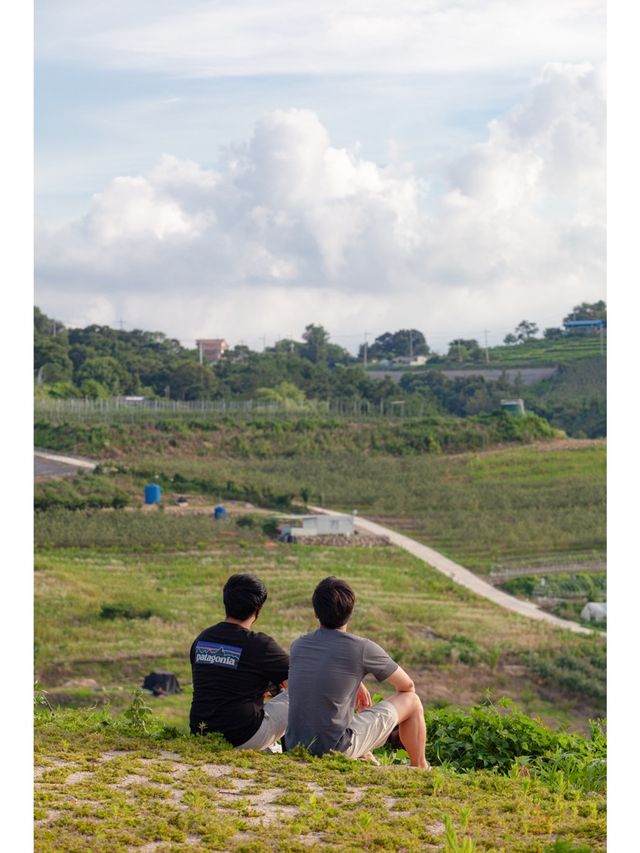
279, 514, 354, 539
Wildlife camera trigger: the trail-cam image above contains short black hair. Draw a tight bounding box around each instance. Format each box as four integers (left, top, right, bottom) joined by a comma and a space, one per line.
312, 576, 355, 629
223, 573, 268, 620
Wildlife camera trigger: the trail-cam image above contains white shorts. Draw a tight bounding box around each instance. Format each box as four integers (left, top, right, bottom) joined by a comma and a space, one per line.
236, 690, 289, 751
342, 699, 399, 759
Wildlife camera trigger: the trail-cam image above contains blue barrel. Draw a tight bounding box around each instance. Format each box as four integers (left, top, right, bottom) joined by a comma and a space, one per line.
213, 505, 228, 520
144, 483, 162, 505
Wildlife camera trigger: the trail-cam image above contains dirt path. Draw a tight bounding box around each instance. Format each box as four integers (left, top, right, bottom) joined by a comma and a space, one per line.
309, 506, 595, 636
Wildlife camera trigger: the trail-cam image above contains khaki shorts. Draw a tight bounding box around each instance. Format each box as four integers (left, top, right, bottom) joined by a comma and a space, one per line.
236, 690, 289, 751
342, 699, 399, 759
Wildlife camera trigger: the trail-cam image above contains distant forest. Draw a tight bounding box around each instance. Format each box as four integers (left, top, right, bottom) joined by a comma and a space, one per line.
34, 305, 606, 437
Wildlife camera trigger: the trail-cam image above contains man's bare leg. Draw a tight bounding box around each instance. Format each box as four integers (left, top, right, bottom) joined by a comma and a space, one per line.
386, 692, 430, 769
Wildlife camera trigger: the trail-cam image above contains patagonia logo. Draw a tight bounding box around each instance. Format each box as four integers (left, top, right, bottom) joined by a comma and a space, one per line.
195, 641, 242, 669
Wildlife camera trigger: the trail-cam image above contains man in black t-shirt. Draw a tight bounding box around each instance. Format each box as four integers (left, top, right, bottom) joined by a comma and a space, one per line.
189, 573, 289, 750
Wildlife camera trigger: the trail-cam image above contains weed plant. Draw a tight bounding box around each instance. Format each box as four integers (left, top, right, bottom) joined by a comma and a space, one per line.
500, 574, 606, 601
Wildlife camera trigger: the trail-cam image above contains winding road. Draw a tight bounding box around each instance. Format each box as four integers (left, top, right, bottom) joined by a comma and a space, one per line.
33, 450, 595, 635
310, 506, 595, 636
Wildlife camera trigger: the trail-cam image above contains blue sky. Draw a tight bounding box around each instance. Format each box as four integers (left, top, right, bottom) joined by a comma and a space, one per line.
35, 65, 530, 224
33, 1, 606, 351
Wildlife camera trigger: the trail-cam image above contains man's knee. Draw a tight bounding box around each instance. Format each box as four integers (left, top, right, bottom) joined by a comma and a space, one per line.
387, 690, 423, 721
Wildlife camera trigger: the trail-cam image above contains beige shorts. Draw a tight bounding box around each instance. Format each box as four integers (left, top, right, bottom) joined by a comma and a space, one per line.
342, 700, 399, 759
236, 690, 289, 751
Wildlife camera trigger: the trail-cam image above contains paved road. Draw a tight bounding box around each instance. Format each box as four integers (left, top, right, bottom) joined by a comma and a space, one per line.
34, 451, 96, 479
309, 506, 594, 636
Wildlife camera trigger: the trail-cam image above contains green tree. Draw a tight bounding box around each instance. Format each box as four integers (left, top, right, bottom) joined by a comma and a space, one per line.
79, 379, 111, 399
300, 324, 331, 363
447, 339, 482, 363
563, 300, 607, 323
514, 320, 539, 342
270, 338, 302, 356
76, 356, 129, 395
544, 327, 564, 340
362, 329, 429, 360
256, 381, 307, 408
168, 362, 218, 400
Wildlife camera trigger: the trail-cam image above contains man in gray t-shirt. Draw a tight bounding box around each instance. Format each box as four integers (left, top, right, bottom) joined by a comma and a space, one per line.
285, 576, 430, 769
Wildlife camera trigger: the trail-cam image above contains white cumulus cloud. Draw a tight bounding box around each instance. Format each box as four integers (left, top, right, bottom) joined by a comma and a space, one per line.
35, 64, 605, 348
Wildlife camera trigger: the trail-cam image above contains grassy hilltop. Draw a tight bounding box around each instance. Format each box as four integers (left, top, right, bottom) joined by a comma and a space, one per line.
35, 516, 606, 851
34, 413, 606, 850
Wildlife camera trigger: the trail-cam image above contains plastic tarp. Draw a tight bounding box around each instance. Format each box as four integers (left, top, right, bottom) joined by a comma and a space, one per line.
580, 602, 607, 622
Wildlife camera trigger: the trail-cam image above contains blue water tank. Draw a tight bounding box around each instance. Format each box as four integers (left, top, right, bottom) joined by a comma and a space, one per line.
213, 505, 228, 520
144, 483, 162, 505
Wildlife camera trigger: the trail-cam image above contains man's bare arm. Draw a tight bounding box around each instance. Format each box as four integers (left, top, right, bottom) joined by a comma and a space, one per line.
385, 666, 415, 693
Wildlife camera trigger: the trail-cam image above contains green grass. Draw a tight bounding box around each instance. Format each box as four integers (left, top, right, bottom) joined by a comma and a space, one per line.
486, 337, 605, 366
35, 516, 606, 730
376, 336, 606, 371
34, 702, 606, 852
114, 442, 605, 573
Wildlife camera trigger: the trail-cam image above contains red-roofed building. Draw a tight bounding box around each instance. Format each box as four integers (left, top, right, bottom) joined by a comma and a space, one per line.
196, 338, 229, 363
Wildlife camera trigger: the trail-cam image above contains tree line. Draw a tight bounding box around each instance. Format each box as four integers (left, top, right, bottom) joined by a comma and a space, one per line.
33, 303, 606, 437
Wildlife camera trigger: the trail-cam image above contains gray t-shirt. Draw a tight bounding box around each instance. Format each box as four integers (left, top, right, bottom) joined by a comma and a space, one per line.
284, 627, 398, 756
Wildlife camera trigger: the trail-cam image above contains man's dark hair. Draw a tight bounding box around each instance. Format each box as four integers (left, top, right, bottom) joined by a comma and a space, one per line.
223, 573, 268, 620
312, 576, 355, 629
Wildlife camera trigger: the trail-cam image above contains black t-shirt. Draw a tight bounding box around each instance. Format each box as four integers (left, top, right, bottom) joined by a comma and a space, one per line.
189, 622, 289, 746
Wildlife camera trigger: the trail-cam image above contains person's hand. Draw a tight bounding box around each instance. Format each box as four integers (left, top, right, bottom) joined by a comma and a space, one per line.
355, 682, 372, 711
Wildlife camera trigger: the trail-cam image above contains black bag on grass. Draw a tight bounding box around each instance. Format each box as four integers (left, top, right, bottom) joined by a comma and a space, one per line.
142, 671, 182, 696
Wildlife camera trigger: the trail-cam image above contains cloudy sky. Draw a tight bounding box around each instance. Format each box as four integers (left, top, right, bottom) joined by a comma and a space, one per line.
34, 1, 606, 352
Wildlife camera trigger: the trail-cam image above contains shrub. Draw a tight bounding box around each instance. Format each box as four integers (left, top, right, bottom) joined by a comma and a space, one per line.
34, 474, 131, 511
423, 699, 605, 777
524, 642, 606, 704
99, 603, 155, 620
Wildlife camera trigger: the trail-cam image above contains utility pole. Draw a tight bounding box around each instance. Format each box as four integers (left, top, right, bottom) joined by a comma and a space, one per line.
198, 342, 203, 365
117, 319, 126, 331
261, 335, 267, 352
363, 331, 369, 370
483, 329, 491, 363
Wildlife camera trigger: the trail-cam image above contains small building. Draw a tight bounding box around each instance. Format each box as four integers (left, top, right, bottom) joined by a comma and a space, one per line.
501, 399, 525, 416
563, 319, 606, 335
278, 514, 354, 540
392, 355, 428, 366
114, 396, 147, 405
196, 338, 229, 363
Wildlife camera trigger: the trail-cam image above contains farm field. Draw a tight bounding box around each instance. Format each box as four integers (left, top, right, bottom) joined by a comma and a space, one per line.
35, 513, 605, 732
34, 412, 605, 573
118, 441, 606, 574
